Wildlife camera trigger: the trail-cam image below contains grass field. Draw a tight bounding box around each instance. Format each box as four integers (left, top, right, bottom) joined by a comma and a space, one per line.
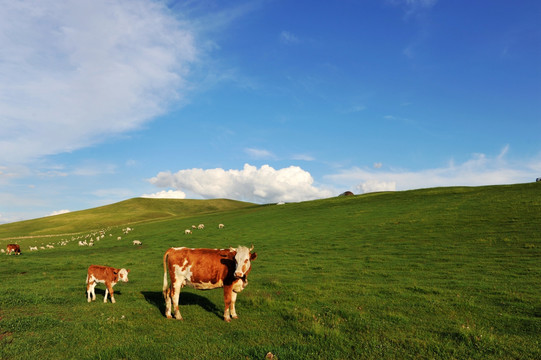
1, 183, 540, 359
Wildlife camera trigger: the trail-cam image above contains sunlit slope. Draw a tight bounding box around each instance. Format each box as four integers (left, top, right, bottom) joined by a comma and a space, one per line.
0, 198, 256, 238
0, 183, 539, 358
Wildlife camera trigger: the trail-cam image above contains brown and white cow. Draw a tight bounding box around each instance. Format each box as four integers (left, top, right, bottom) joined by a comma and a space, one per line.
163, 245, 257, 322
86, 265, 130, 303
6, 244, 21, 255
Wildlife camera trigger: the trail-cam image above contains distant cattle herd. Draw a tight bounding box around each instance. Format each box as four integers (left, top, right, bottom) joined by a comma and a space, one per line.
3, 223, 258, 322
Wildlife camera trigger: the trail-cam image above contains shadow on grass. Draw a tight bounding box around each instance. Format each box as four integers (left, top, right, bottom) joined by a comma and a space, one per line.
141, 291, 222, 320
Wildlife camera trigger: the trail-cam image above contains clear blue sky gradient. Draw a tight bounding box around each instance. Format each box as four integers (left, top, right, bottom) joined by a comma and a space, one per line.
1, 0, 540, 223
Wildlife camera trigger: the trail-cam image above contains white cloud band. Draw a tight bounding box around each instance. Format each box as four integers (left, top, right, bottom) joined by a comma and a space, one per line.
0, 0, 197, 164
148, 164, 333, 203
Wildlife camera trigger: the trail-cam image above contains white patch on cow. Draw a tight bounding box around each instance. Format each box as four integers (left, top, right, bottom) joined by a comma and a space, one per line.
191, 280, 224, 290
172, 247, 186, 251
118, 269, 129, 282
234, 246, 252, 277
173, 261, 191, 286
232, 279, 245, 293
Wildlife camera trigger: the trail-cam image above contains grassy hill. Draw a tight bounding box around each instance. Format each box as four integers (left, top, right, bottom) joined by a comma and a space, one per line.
1, 183, 540, 359
0, 197, 256, 239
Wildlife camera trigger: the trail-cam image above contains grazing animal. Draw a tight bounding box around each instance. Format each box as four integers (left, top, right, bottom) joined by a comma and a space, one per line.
133, 240, 142, 245
29, 246, 38, 251
197, 224, 205, 230
86, 265, 130, 303
6, 244, 21, 255
184, 229, 192, 235
218, 224, 225, 229
163, 245, 257, 322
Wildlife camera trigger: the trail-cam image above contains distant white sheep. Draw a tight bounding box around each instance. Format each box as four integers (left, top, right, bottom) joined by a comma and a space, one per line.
133, 240, 142, 245
185, 229, 192, 235
198, 224, 205, 230
29, 246, 38, 251
218, 224, 225, 229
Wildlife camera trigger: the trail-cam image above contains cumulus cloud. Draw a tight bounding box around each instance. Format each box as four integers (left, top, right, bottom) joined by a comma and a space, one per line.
148, 163, 333, 203
49, 209, 71, 216
141, 189, 186, 199
0, 0, 198, 164
326, 147, 541, 194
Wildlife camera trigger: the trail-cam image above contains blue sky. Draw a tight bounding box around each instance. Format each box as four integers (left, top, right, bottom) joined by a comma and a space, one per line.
1, 0, 540, 223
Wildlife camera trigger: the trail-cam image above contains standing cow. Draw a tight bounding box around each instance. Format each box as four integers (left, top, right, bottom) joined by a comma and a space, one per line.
86, 265, 130, 303
163, 245, 257, 322
6, 244, 21, 255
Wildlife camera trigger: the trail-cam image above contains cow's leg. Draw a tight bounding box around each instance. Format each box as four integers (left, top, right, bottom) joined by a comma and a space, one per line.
171, 277, 183, 320
105, 284, 116, 304
164, 287, 173, 319
223, 286, 233, 322
86, 280, 96, 302
104, 285, 109, 303
230, 291, 239, 319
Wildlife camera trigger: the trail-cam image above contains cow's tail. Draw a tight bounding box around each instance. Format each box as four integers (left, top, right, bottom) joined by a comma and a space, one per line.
163, 249, 170, 299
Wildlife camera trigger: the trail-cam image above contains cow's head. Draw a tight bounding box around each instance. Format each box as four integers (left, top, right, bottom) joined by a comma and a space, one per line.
117, 268, 130, 282
230, 245, 257, 279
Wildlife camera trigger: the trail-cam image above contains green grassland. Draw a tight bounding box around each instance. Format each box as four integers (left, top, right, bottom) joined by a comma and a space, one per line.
1, 183, 540, 359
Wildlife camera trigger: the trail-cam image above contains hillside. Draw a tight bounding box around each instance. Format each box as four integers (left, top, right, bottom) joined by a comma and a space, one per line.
0, 197, 256, 239
1, 182, 540, 359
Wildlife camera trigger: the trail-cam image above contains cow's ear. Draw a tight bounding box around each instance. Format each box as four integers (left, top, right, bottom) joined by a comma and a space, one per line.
250, 252, 257, 261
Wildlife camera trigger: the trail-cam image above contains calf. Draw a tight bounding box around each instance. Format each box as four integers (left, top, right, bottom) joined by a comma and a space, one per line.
86, 265, 130, 303
6, 244, 21, 255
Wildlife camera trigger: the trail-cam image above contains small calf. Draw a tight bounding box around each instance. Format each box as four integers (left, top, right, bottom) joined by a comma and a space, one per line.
86, 265, 130, 304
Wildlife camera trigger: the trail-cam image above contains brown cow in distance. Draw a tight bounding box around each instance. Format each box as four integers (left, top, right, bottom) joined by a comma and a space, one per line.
86, 265, 130, 303
6, 244, 21, 255
163, 245, 257, 322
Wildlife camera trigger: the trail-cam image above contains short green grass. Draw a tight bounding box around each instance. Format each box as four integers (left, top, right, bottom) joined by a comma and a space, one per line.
1, 183, 540, 359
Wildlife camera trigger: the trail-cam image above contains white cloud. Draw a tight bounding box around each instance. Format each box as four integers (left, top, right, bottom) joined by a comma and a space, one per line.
280, 31, 299, 44
245, 148, 276, 159
148, 163, 333, 203
292, 154, 315, 161
326, 147, 541, 193
141, 189, 186, 199
0, 0, 198, 164
49, 209, 70, 216
358, 180, 396, 194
